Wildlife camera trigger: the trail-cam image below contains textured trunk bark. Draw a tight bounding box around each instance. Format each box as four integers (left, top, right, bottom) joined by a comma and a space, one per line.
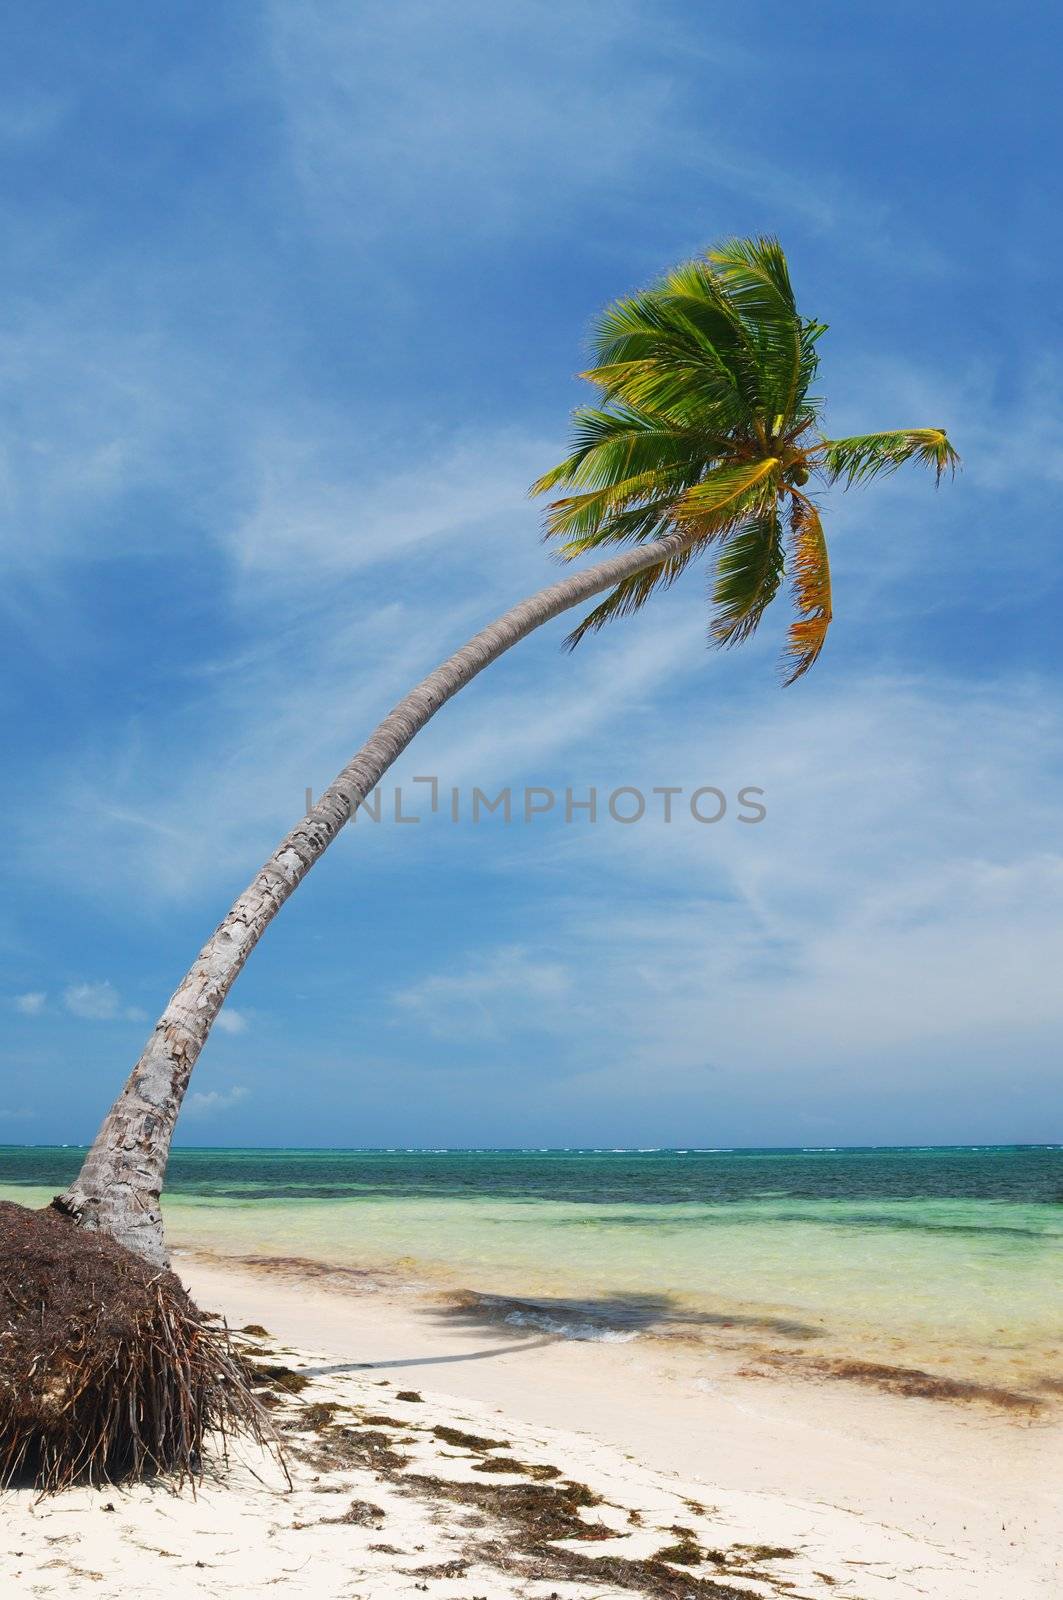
55, 530, 699, 1264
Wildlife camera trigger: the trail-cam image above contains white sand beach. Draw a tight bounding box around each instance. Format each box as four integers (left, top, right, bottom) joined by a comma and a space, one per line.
3, 1252, 1059, 1600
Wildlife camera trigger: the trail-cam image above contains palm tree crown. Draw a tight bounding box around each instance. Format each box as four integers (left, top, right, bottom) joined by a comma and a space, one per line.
532, 236, 959, 681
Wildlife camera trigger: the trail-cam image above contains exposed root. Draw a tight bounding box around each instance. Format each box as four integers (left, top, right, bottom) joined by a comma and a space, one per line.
0, 1201, 275, 1492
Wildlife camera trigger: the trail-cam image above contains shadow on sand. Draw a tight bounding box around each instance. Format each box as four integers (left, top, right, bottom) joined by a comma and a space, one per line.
298, 1288, 825, 1380
434, 1288, 827, 1343
298, 1334, 556, 1379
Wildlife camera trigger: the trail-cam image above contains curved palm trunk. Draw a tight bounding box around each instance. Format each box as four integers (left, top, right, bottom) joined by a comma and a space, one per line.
55, 530, 698, 1264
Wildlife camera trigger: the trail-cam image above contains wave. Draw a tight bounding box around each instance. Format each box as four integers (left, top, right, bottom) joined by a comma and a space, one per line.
502, 1309, 638, 1343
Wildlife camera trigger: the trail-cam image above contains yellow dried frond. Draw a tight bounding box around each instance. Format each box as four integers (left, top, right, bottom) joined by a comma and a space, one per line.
783, 495, 832, 684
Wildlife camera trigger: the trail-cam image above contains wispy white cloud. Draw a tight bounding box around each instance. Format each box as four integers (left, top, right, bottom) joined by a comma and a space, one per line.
62, 981, 145, 1023
14, 419, 661, 901
394, 946, 574, 1040
228, 424, 552, 581
214, 1007, 249, 1036
263, 0, 944, 277
183, 1085, 249, 1117
393, 669, 1063, 1117
0, 296, 199, 573
266, 0, 676, 240
13, 991, 46, 1016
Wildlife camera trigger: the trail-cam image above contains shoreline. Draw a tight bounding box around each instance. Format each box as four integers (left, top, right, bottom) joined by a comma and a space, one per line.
4, 1248, 1060, 1597
9, 1142, 1060, 1403
175, 1237, 1063, 1410
185, 1248, 1061, 1593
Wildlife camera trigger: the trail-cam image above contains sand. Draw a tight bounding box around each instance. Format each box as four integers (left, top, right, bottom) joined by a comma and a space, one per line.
2, 1250, 1059, 1599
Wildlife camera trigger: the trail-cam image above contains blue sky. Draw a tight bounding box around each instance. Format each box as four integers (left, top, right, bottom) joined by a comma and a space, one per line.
2, 1, 1061, 1148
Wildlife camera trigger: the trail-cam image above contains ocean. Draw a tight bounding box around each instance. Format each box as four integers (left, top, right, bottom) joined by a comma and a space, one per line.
3, 1144, 1060, 1391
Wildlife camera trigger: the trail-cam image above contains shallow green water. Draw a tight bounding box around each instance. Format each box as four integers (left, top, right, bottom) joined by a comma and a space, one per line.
3, 1145, 1060, 1385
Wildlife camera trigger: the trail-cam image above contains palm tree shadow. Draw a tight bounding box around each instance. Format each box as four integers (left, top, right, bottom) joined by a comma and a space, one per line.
298, 1335, 556, 1379
300, 1290, 825, 1378
431, 1289, 827, 1343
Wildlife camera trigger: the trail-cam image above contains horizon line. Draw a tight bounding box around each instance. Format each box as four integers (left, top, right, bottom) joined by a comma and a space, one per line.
2, 1142, 1060, 1155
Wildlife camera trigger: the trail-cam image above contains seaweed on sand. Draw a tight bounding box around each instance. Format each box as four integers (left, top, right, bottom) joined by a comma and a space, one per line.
471, 1455, 561, 1479
817, 1356, 1043, 1410
396, 1473, 757, 1598
289, 1421, 409, 1475
399, 1472, 608, 1541
655, 1537, 703, 1565
431, 1423, 510, 1451
277, 1399, 801, 1597
246, 1361, 310, 1395
0, 1201, 273, 1492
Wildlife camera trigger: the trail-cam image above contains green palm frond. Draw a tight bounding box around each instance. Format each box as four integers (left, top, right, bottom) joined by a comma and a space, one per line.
584, 301, 753, 424
672, 457, 781, 527
711, 507, 786, 648
706, 238, 797, 362
565, 538, 703, 649
592, 274, 750, 382
541, 476, 681, 547
544, 456, 780, 558
706, 237, 808, 424
709, 236, 796, 313
818, 428, 959, 486
529, 407, 727, 496
592, 287, 740, 375
579, 359, 751, 431
783, 495, 832, 684
539, 473, 679, 546
568, 406, 733, 460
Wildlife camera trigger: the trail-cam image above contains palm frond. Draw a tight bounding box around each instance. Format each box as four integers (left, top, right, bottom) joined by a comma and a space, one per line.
548, 494, 682, 551
708, 236, 797, 315
711, 507, 786, 648
565, 538, 702, 649
592, 276, 746, 379
538, 472, 678, 545
568, 405, 732, 461
587, 277, 761, 420
655, 260, 763, 406
706, 236, 807, 424
564, 497, 677, 548
529, 407, 726, 496
580, 359, 751, 430
818, 428, 960, 487
672, 457, 781, 526
783, 495, 832, 684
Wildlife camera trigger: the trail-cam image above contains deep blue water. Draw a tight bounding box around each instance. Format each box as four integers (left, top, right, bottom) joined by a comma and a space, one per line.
2, 1143, 1060, 1207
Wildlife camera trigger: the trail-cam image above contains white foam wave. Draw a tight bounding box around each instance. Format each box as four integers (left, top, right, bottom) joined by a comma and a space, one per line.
503, 1310, 638, 1343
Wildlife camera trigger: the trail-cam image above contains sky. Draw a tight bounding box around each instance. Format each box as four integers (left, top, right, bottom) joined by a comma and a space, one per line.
2, 0, 1061, 1149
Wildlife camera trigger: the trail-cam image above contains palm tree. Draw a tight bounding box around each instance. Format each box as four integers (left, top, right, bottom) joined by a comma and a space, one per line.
55, 237, 958, 1264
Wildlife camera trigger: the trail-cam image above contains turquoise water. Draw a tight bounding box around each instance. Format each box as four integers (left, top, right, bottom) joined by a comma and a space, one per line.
3, 1145, 1061, 1386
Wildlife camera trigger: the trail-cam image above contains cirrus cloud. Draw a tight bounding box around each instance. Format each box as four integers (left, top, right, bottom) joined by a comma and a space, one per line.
62, 981, 145, 1023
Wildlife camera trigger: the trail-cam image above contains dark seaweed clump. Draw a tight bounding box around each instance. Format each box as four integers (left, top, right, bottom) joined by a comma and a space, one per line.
267, 1369, 805, 1598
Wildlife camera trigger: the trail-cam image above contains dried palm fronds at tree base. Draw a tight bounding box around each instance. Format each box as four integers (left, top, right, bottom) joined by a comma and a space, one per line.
0, 1201, 273, 1492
